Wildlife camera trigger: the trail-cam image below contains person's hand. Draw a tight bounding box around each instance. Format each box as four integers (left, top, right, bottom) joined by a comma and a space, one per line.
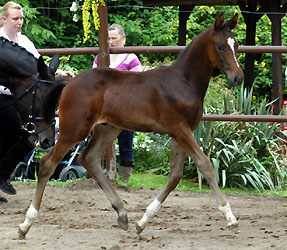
56, 69, 75, 78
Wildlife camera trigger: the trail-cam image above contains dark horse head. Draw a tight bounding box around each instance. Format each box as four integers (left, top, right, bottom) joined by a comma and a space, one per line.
207, 13, 244, 86
0, 37, 65, 149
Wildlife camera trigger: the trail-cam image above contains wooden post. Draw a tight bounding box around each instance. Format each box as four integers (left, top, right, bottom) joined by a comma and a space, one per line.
178, 5, 194, 46
239, 0, 262, 90
97, 1, 109, 67
268, 0, 282, 115
98, 1, 117, 180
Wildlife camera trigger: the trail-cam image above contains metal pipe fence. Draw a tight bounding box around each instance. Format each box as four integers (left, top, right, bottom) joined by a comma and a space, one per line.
38, 45, 287, 55
201, 114, 287, 122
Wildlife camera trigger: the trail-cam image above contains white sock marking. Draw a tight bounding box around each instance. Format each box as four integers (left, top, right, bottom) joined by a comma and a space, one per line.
19, 204, 39, 232
218, 201, 237, 226
227, 37, 240, 68
138, 198, 161, 228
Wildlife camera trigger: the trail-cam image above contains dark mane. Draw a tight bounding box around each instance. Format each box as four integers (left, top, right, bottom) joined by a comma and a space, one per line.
173, 40, 193, 64
0, 37, 37, 77
42, 80, 65, 123
173, 27, 212, 65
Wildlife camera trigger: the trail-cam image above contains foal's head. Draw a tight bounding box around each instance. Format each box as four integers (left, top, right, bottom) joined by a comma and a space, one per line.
207, 13, 244, 87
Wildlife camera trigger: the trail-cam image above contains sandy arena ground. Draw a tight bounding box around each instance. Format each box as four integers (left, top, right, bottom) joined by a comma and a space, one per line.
1, 179, 287, 250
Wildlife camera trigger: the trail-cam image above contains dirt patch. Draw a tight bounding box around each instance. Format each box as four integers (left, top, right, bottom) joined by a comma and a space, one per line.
1, 179, 287, 250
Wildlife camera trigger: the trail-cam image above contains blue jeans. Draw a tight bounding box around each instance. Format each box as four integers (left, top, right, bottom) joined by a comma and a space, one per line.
118, 130, 134, 167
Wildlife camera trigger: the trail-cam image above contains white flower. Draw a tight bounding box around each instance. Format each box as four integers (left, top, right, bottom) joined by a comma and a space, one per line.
73, 14, 79, 22
70, 2, 78, 12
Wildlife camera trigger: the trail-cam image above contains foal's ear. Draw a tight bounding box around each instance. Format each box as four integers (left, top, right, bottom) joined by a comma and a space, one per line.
226, 13, 239, 30
49, 54, 60, 75
214, 13, 225, 31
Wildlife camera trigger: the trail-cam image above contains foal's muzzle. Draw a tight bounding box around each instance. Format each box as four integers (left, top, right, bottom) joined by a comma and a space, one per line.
226, 69, 244, 87
228, 74, 243, 87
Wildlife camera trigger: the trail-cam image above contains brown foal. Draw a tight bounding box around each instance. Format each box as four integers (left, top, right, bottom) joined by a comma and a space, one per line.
19, 13, 243, 237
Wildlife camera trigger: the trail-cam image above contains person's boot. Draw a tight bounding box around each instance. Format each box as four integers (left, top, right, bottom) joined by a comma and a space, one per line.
0, 137, 34, 195
118, 160, 134, 182
0, 179, 16, 195
0, 196, 8, 203
118, 166, 133, 182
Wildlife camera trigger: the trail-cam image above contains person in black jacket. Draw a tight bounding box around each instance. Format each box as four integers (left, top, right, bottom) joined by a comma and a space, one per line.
0, 1, 73, 202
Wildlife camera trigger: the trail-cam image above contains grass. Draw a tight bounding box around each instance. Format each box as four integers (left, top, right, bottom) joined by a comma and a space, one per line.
126, 173, 287, 197
13, 178, 80, 187
14, 172, 287, 197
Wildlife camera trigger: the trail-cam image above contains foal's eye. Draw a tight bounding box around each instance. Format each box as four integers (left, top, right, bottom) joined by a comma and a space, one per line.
217, 43, 225, 51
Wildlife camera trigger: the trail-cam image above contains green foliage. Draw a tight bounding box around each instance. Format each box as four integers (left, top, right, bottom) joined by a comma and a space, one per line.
185, 6, 287, 101
191, 85, 287, 191
109, 3, 287, 100
108, 3, 179, 63
133, 133, 171, 174
0, 0, 96, 72
204, 76, 235, 113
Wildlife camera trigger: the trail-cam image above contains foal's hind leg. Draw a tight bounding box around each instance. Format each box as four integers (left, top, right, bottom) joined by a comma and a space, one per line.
177, 131, 238, 230
78, 124, 128, 230
136, 139, 186, 234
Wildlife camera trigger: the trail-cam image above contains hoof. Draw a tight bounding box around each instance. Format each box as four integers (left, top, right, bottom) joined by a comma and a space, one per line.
136, 221, 144, 235
18, 227, 27, 240
117, 214, 128, 231
227, 223, 240, 233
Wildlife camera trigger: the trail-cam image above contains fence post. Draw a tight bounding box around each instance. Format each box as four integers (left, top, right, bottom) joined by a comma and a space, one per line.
98, 0, 117, 180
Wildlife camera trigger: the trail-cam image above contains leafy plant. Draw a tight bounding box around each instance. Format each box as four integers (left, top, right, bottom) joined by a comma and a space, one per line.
190, 85, 287, 191
133, 133, 171, 174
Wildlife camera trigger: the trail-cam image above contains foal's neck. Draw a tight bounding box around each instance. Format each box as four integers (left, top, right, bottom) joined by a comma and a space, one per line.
174, 28, 214, 98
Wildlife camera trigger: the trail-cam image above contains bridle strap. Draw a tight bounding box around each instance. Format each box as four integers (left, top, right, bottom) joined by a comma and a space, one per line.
15, 73, 56, 135
14, 73, 40, 102
22, 119, 56, 135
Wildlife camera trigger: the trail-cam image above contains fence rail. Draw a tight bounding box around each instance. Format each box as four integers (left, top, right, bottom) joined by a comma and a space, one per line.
38, 45, 287, 55
202, 114, 287, 122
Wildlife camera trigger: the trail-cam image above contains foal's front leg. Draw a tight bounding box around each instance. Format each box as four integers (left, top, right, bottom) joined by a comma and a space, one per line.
18, 145, 70, 238
136, 139, 186, 234
180, 131, 238, 230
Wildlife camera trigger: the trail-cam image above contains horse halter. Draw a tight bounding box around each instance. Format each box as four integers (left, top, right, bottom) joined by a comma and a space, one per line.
15, 73, 56, 135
